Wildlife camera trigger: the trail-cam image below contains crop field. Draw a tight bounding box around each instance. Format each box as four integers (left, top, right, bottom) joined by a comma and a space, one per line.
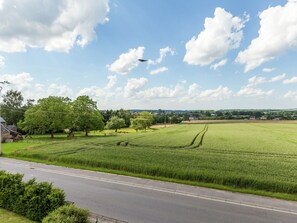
4, 121, 297, 198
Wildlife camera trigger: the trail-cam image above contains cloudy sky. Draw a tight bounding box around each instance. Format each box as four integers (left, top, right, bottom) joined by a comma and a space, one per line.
0, 0, 296, 110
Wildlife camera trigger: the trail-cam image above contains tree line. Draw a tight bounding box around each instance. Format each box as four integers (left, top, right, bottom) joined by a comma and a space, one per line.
0, 90, 155, 137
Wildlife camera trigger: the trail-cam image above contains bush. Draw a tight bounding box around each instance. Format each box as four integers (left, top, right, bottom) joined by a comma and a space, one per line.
42, 204, 90, 223
0, 171, 65, 222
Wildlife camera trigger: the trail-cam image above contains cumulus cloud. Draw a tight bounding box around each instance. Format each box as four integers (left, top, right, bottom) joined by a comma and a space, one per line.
284, 91, 297, 100
148, 46, 175, 65
47, 83, 73, 96
149, 67, 168, 75
107, 47, 145, 75
270, 73, 286, 82
0, 55, 5, 68
181, 84, 232, 102
262, 68, 275, 73
248, 76, 267, 86
184, 7, 248, 66
283, 76, 297, 84
236, 0, 297, 72
105, 75, 117, 89
1, 72, 33, 90
210, 59, 228, 70
247, 73, 286, 86
0, 0, 109, 53
237, 86, 273, 97
124, 77, 148, 97
135, 82, 185, 99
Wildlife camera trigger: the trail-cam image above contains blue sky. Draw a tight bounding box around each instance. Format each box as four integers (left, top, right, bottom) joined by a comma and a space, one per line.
0, 0, 296, 109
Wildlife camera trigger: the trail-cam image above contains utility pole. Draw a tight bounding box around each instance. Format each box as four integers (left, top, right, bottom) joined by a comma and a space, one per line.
0, 81, 10, 155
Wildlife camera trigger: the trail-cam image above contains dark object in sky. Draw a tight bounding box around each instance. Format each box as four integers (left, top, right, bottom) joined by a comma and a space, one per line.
138, 59, 148, 62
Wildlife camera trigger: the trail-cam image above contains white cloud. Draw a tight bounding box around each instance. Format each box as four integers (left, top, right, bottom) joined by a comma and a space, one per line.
236, 0, 297, 72
0, 55, 5, 68
248, 76, 266, 86
181, 84, 232, 102
210, 59, 228, 70
149, 67, 168, 75
148, 46, 175, 66
124, 77, 148, 97
105, 75, 117, 89
237, 86, 273, 97
107, 47, 145, 75
270, 73, 286, 82
184, 7, 248, 66
47, 83, 73, 97
284, 91, 297, 100
0, 0, 109, 53
247, 73, 286, 86
136, 82, 185, 99
1, 72, 33, 90
283, 76, 297, 84
262, 68, 275, 73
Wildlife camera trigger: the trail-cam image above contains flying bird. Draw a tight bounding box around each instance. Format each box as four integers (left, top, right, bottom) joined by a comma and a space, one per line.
138, 59, 148, 62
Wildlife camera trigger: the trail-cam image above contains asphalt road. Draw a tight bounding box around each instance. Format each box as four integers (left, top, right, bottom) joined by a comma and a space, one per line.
1, 157, 297, 223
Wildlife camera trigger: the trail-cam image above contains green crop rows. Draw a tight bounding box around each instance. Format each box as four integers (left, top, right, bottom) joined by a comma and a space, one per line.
5, 122, 297, 197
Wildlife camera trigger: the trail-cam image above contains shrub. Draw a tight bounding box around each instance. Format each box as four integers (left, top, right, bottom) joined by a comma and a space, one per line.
0, 171, 65, 222
42, 204, 91, 223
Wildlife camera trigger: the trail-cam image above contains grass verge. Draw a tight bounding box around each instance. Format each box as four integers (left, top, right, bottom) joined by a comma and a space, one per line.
0, 208, 35, 223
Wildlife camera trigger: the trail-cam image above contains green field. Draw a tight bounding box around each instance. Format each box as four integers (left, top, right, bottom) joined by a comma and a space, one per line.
0, 208, 35, 223
3, 121, 297, 199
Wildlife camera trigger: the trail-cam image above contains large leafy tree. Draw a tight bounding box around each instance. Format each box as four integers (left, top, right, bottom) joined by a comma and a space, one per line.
70, 96, 104, 136
105, 116, 126, 132
19, 96, 71, 138
1, 90, 24, 125
130, 111, 154, 131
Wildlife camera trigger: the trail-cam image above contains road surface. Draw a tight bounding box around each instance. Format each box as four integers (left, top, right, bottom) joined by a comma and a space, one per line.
1, 157, 297, 223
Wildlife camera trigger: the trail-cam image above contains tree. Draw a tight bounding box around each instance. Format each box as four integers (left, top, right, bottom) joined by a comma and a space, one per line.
105, 116, 126, 132
130, 117, 147, 132
1, 90, 24, 125
130, 111, 154, 131
70, 96, 104, 136
113, 109, 132, 127
19, 96, 70, 138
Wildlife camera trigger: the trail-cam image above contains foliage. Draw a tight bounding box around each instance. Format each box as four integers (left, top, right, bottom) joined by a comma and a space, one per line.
42, 204, 90, 223
105, 116, 126, 132
70, 96, 104, 136
0, 171, 65, 222
0, 90, 24, 125
130, 111, 154, 131
18, 96, 71, 138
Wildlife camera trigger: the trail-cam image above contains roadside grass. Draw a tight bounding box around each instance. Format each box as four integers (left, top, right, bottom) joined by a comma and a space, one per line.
0, 208, 35, 223
4, 122, 297, 200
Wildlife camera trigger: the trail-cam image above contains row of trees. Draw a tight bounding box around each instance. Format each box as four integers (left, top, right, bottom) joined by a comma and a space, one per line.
0, 90, 155, 137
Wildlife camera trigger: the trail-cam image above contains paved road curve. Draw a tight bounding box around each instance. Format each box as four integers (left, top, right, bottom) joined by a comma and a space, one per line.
1, 157, 297, 223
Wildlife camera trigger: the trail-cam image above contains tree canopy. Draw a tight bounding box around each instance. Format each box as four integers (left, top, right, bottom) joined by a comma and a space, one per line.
19, 96, 71, 138
105, 116, 126, 132
70, 96, 104, 136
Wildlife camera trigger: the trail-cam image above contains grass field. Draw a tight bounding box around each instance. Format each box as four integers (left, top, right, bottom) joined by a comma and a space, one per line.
3, 121, 297, 199
0, 208, 35, 223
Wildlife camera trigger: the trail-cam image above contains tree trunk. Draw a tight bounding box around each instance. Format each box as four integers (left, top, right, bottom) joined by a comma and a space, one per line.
85, 129, 88, 136
50, 131, 54, 138
115, 128, 118, 132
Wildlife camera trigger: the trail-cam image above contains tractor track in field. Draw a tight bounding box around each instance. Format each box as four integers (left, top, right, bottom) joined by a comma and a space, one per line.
118, 125, 209, 149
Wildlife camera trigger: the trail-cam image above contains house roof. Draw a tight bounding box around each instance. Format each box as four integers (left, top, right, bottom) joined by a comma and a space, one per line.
0, 116, 6, 123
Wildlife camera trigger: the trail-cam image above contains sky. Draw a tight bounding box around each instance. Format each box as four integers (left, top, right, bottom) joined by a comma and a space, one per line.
0, 0, 297, 110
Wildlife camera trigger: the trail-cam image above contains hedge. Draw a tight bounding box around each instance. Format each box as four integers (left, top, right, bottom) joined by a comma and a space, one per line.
0, 171, 65, 222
